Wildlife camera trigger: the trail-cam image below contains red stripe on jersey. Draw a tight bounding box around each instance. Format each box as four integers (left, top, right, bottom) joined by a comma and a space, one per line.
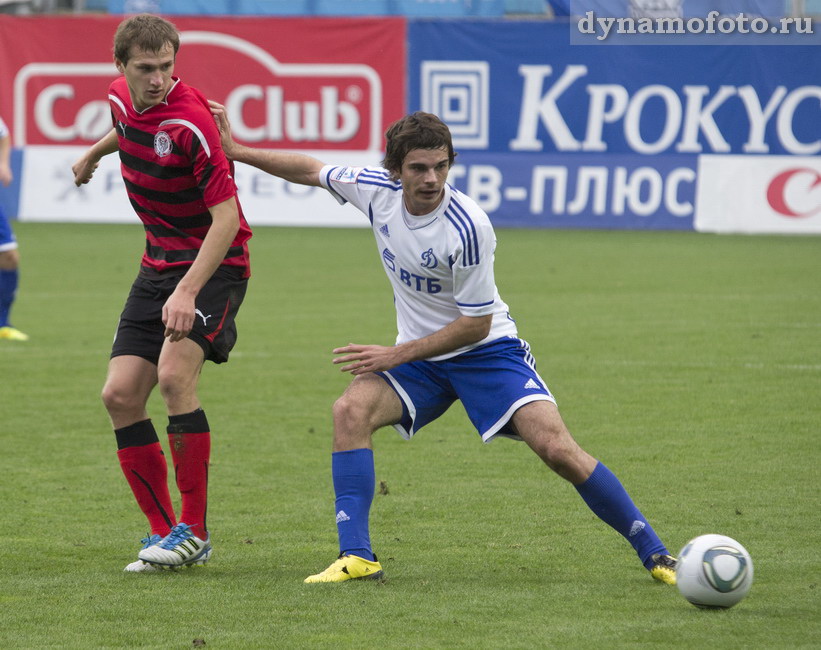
109, 77, 251, 278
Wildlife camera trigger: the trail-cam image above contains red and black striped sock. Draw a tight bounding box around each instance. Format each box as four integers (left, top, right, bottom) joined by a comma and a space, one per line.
115, 419, 176, 538
167, 408, 211, 541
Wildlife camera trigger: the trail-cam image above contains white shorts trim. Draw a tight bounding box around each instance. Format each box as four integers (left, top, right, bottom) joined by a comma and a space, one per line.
381, 369, 415, 440
480, 394, 556, 443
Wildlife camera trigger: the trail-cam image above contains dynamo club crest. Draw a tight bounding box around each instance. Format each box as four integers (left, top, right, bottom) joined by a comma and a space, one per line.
421, 248, 438, 269
154, 131, 172, 157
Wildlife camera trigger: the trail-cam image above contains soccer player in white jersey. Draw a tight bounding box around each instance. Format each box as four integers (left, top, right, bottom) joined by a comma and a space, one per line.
211, 106, 678, 586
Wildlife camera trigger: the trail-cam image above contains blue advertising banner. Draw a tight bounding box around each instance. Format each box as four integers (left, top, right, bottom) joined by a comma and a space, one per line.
408, 19, 821, 229
450, 151, 697, 230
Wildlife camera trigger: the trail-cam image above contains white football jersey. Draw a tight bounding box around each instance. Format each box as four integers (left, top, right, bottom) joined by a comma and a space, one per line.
320, 165, 518, 360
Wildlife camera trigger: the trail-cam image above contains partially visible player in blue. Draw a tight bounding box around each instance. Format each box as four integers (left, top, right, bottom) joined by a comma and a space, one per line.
0, 115, 28, 342
211, 105, 677, 585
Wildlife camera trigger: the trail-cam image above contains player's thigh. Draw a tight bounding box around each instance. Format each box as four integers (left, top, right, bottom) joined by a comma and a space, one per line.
511, 400, 565, 438
156, 337, 206, 393
102, 354, 159, 408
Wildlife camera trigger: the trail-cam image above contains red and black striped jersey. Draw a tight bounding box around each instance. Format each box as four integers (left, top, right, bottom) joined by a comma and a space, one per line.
108, 76, 251, 277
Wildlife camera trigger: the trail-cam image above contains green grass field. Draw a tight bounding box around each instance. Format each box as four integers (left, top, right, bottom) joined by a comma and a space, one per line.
1, 222, 819, 648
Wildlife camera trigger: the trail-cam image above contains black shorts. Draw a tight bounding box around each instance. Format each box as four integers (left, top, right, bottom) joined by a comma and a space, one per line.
111, 266, 248, 365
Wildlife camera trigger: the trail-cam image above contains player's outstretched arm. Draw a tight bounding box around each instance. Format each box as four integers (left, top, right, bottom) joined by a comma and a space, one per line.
209, 100, 323, 187
72, 128, 118, 186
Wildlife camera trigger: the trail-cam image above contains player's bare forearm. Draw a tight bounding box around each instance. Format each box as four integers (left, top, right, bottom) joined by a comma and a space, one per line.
209, 100, 323, 186
72, 128, 118, 186
333, 314, 492, 375
162, 196, 240, 341
234, 146, 323, 187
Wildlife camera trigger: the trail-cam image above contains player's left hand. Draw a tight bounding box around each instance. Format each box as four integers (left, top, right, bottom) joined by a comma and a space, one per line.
162, 289, 196, 342
333, 343, 400, 375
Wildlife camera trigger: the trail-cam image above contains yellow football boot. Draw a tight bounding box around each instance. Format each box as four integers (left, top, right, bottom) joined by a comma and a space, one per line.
304, 554, 384, 583
649, 553, 677, 585
0, 326, 29, 341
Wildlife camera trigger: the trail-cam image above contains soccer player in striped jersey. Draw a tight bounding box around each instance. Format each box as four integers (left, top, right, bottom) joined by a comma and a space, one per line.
0, 115, 27, 342
72, 15, 252, 572
212, 106, 677, 586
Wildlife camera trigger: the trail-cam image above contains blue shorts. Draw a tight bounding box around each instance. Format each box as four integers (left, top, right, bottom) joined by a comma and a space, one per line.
0, 207, 17, 253
377, 337, 556, 442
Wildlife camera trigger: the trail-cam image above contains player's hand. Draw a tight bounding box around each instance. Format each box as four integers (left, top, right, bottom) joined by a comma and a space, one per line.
208, 100, 236, 158
71, 154, 100, 186
333, 343, 400, 375
0, 164, 12, 187
162, 289, 197, 342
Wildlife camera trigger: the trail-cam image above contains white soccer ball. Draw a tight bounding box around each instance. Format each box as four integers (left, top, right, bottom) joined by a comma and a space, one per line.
676, 534, 753, 609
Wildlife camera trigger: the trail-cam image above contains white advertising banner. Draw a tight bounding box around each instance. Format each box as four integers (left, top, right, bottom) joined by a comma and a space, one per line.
695, 155, 821, 234
20, 146, 377, 227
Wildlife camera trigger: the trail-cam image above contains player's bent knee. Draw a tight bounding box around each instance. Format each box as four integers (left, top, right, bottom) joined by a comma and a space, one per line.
157, 365, 196, 400
536, 436, 596, 483
332, 393, 371, 431
523, 423, 585, 471
101, 383, 142, 415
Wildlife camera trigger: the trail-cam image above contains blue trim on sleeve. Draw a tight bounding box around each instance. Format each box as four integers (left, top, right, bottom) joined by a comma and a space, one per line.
358, 169, 401, 191
323, 166, 349, 205
457, 299, 494, 308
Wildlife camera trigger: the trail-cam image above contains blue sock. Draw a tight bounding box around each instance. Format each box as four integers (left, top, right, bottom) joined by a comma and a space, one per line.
332, 448, 375, 562
0, 268, 18, 328
575, 462, 667, 569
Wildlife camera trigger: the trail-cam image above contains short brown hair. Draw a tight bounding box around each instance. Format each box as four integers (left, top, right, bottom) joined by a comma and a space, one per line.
381, 112, 456, 179
113, 14, 180, 64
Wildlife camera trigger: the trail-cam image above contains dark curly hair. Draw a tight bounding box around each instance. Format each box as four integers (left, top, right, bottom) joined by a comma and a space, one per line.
381, 112, 456, 180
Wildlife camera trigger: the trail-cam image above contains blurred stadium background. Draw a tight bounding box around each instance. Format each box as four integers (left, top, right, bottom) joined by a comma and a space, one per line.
1, 0, 820, 234
2, 0, 821, 17
1, 3, 819, 647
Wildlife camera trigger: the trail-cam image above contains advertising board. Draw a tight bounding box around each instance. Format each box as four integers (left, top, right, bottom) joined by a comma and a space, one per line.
409, 20, 821, 231
0, 15, 405, 226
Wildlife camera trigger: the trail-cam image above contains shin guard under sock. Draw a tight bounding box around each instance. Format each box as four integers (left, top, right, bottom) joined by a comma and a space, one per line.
575, 462, 668, 567
167, 409, 211, 540
115, 419, 176, 537
332, 448, 376, 561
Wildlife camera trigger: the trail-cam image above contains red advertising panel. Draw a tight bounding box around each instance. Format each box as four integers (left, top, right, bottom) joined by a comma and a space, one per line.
0, 15, 405, 151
